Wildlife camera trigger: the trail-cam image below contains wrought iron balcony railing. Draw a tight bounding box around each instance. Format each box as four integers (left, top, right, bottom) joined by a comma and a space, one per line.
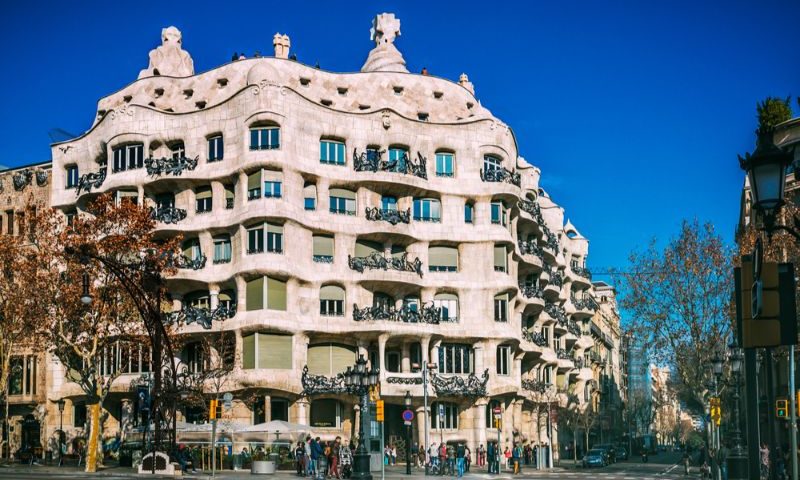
75, 167, 107, 196
588, 351, 602, 364
353, 149, 428, 179
522, 328, 548, 347
545, 303, 568, 324
517, 199, 541, 219
365, 207, 411, 225
386, 376, 423, 385
572, 265, 592, 280
556, 349, 572, 360
144, 155, 199, 177
567, 320, 582, 337
545, 268, 564, 288
225, 198, 234, 209
431, 370, 489, 398
300, 365, 348, 395
313, 255, 334, 263
173, 254, 207, 270
150, 206, 187, 224
571, 295, 598, 312
352, 303, 453, 324
165, 302, 237, 329
212, 257, 231, 265
348, 251, 423, 277
521, 379, 551, 394
480, 167, 521, 187
518, 239, 543, 258
519, 284, 544, 300
573, 357, 585, 369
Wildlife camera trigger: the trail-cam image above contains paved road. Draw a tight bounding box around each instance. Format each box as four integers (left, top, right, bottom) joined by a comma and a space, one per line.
0, 453, 697, 479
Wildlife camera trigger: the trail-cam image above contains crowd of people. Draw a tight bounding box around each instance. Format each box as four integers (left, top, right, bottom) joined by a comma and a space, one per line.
293, 436, 353, 479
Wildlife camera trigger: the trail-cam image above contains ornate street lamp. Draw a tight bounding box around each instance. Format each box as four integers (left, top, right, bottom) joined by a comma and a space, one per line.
343, 355, 379, 480
739, 129, 795, 235
404, 390, 412, 475
56, 399, 66, 466
728, 343, 744, 456
80, 272, 92, 305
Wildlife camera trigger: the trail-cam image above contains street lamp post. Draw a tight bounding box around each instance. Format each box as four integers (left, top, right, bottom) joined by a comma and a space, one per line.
404, 391, 412, 475
56, 399, 65, 466
726, 343, 749, 479
344, 355, 379, 480
712, 354, 724, 480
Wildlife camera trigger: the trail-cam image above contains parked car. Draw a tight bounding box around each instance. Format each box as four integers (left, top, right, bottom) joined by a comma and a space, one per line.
615, 445, 628, 461
594, 444, 616, 464
583, 449, 607, 468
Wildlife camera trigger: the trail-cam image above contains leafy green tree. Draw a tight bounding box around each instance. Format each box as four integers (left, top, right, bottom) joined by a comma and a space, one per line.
756, 96, 792, 134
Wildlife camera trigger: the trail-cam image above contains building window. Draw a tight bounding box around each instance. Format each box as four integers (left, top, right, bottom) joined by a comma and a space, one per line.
249, 126, 280, 150
386, 351, 401, 372
304, 183, 317, 210
264, 180, 282, 198
208, 135, 224, 162
218, 290, 236, 311
306, 343, 356, 376
213, 235, 232, 264
112, 143, 144, 172
431, 402, 459, 430
242, 332, 293, 369
271, 398, 289, 421
181, 342, 206, 374
182, 239, 203, 264
115, 190, 138, 205
320, 285, 345, 316
464, 202, 474, 224
253, 399, 266, 424
429, 246, 458, 272
485, 400, 501, 428
433, 293, 459, 322
494, 293, 509, 322
320, 140, 346, 165
435, 152, 454, 177
483, 155, 502, 175
247, 171, 261, 200
65, 165, 79, 189
224, 185, 235, 209
310, 399, 342, 428
496, 345, 511, 376
169, 142, 186, 159
381, 196, 398, 212
403, 295, 420, 312
490, 202, 507, 225
329, 188, 356, 215
8, 355, 36, 396
413, 198, 441, 222
247, 225, 264, 254
195, 186, 212, 213
245, 276, 287, 311
438, 344, 473, 374
313, 234, 334, 263
388, 147, 409, 172
494, 245, 508, 273
73, 402, 87, 428
266, 223, 283, 253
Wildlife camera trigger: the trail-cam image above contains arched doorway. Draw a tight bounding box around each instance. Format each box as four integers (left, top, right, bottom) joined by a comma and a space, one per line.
18, 414, 41, 457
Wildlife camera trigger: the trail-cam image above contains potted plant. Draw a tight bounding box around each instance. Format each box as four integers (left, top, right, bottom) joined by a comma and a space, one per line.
251, 448, 275, 475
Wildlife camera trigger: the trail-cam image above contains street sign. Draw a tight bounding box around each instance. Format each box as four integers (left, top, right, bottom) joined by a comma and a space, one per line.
223, 392, 233, 410
493, 406, 502, 419
402, 409, 414, 422
376, 400, 385, 422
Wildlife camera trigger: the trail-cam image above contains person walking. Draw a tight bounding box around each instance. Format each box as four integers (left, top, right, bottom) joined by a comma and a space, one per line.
391, 444, 397, 465
295, 441, 307, 476
760, 442, 770, 480
465, 445, 471, 472
504, 447, 511, 472
486, 443, 495, 474
717, 443, 729, 480
478, 444, 485, 467
512, 443, 521, 474
305, 436, 314, 477
456, 443, 466, 477
682, 449, 691, 476
430, 443, 439, 470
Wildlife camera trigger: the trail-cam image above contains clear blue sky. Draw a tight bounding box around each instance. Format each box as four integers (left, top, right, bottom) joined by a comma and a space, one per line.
1, 0, 798, 276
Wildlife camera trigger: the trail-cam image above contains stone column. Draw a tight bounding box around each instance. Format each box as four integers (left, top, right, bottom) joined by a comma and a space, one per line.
416, 405, 428, 450
263, 394, 271, 423
237, 171, 248, 207
378, 334, 389, 382
420, 336, 432, 364
296, 398, 309, 426
512, 398, 523, 444
401, 342, 411, 373
474, 400, 488, 454
474, 343, 485, 375
209, 288, 219, 310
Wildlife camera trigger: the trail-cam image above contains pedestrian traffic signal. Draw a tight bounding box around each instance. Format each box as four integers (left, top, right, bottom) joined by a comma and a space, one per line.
776, 399, 788, 419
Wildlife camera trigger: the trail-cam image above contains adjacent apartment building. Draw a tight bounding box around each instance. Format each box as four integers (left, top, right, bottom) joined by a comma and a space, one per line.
2, 13, 623, 462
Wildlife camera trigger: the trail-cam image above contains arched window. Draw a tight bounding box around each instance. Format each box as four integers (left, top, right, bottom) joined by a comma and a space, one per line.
429, 246, 458, 272
313, 234, 334, 263
195, 186, 212, 213
320, 285, 345, 316
483, 155, 502, 174
169, 141, 186, 159
182, 238, 202, 262
249, 123, 280, 150
485, 400, 501, 428
329, 188, 356, 215
219, 289, 236, 310
433, 293, 458, 322
413, 198, 441, 222
430, 402, 459, 430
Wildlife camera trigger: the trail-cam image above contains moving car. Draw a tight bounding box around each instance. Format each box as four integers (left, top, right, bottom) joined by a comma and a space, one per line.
594, 444, 616, 464
615, 445, 628, 461
583, 449, 607, 468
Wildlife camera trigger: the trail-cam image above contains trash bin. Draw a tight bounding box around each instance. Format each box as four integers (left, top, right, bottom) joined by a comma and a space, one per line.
317, 457, 328, 479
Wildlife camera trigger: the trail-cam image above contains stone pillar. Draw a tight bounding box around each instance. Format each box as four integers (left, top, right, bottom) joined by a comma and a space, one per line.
420, 336, 432, 364
401, 342, 411, 373
416, 405, 427, 450
474, 343, 485, 375
296, 398, 309, 426
209, 288, 220, 310
263, 394, 271, 423
513, 398, 523, 444
378, 334, 389, 382
474, 400, 488, 454
238, 171, 248, 206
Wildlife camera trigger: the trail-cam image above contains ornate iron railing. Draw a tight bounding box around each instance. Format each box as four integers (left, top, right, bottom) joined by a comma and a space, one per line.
353, 149, 428, 179
353, 303, 450, 324
545, 303, 568, 324
365, 207, 411, 225
521, 379, 550, 394
588, 351, 602, 364
518, 239, 543, 258
300, 365, 348, 395
572, 265, 592, 280
556, 349, 572, 361
144, 155, 199, 177
519, 284, 544, 300
150, 206, 187, 224
225, 198, 234, 209
347, 251, 423, 277
313, 255, 334, 263
173, 254, 207, 270
480, 167, 521, 187
166, 303, 237, 329
571, 295, 598, 312
517, 199, 541, 219
545, 268, 564, 288
386, 377, 423, 385
573, 357, 585, 369
567, 320, 582, 337
522, 328, 548, 347
75, 168, 107, 195
431, 370, 489, 398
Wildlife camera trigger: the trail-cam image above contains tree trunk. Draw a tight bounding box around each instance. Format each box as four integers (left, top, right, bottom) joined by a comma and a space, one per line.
85, 402, 100, 473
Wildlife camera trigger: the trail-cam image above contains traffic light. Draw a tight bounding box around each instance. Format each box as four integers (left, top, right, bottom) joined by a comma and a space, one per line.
776, 399, 788, 419
376, 400, 385, 422
709, 397, 721, 426
210, 399, 219, 420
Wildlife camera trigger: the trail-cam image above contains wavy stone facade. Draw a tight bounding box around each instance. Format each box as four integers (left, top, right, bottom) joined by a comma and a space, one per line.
41, 14, 620, 461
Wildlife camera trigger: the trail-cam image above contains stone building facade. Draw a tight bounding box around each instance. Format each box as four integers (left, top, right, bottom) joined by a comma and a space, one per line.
2, 12, 624, 463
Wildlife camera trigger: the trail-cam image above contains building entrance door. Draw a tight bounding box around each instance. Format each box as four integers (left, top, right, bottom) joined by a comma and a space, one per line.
384, 404, 410, 463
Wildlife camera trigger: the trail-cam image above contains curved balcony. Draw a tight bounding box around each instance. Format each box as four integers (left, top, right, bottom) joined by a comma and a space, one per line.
542, 268, 563, 300
353, 149, 428, 180
431, 370, 489, 398
522, 328, 548, 347
517, 239, 544, 268
166, 303, 237, 329
75, 167, 107, 196
365, 207, 411, 225
570, 295, 598, 319
150, 206, 187, 224
521, 379, 552, 394
144, 155, 199, 177
347, 252, 423, 278
352, 303, 453, 325
480, 167, 521, 187
173, 253, 207, 270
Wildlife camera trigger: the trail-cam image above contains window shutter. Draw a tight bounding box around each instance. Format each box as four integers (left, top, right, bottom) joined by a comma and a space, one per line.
330, 345, 356, 375
307, 345, 330, 375
494, 246, 506, 269
429, 246, 458, 268
355, 240, 382, 257
267, 223, 284, 234
257, 334, 292, 369
248, 171, 261, 189
329, 188, 356, 200
246, 277, 264, 311
195, 187, 212, 200
313, 235, 334, 256
303, 184, 317, 198
320, 285, 345, 301
267, 277, 287, 311
242, 334, 256, 369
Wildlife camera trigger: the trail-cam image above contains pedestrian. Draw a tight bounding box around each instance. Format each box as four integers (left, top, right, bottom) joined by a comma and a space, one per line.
418, 443, 426, 468
456, 443, 466, 477
465, 445, 471, 472
339, 440, 353, 478
295, 441, 307, 476
478, 444, 485, 467
391, 444, 397, 465
447, 443, 456, 475
486, 443, 495, 473
504, 447, 511, 471
430, 443, 439, 469
717, 443, 729, 480
514, 443, 522, 474
760, 442, 770, 480
305, 436, 314, 477
682, 449, 691, 476
331, 437, 341, 479
439, 442, 447, 471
